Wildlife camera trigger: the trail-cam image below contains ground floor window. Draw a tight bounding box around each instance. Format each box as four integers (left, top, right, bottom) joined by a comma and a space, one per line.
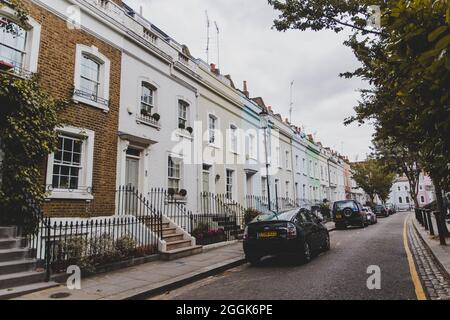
399, 197, 403, 203
45, 126, 94, 199
421, 196, 425, 203
52, 135, 83, 190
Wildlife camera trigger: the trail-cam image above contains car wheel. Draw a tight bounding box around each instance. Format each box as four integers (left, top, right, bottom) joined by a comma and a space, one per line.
246, 255, 261, 266
360, 219, 366, 228
302, 241, 312, 263
323, 234, 330, 252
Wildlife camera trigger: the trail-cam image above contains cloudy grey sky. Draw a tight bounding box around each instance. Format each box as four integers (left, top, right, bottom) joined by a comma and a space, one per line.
125, 0, 374, 161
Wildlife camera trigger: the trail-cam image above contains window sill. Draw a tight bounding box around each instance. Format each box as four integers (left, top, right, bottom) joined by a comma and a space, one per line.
46, 191, 94, 200
73, 95, 109, 112
176, 129, 193, 140
208, 143, 220, 149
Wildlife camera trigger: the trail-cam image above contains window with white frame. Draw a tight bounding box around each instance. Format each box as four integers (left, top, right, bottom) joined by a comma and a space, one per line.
178, 100, 189, 129
295, 155, 299, 172
202, 167, 210, 193
248, 133, 256, 159
0, 11, 40, 76
140, 82, 155, 115
74, 44, 110, 110
229, 124, 238, 153
285, 151, 290, 169
168, 156, 182, 191
80, 54, 100, 97
208, 114, 217, 144
276, 146, 281, 167
52, 135, 83, 190
46, 127, 94, 199
421, 196, 425, 203
309, 160, 313, 176
0, 19, 26, 70
226, 169, 234, 200
285, 181, 290, 198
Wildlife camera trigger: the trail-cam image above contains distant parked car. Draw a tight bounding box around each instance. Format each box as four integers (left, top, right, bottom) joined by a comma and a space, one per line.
333, 200, 368, 229
243, 208, 330, 265
373, 204, 389, 217
387, 204, 397, 215
362, 207, 377, 225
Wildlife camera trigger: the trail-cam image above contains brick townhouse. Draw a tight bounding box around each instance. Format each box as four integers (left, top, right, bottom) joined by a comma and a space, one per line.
1, 0, 122, 217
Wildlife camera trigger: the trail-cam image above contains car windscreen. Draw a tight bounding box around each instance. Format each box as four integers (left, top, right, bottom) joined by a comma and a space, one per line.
334, 201, 357, 211
251, 210, 297, 223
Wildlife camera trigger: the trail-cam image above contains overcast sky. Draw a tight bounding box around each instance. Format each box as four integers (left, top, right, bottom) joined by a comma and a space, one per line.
124, 0, 374, 161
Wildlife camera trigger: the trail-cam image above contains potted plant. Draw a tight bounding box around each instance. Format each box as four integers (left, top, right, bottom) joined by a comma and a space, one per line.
179, 189, 187, 197
178, 123, 186, 130
151, 113, 160, 122
0, 60, 13, 71
140, 108, 149, 117
186, 126, 193, 134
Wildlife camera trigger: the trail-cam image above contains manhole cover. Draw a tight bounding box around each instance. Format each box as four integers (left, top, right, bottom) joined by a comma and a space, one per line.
49, 292, 72, 299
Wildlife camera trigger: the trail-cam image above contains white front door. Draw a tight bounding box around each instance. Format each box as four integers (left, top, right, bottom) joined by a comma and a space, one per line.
125, 157, 140, 189
246, 175, 253, 196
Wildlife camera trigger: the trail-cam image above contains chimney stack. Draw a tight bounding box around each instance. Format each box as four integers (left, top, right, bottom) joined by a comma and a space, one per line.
268, 106, 273, 113
243, 81, 249, 97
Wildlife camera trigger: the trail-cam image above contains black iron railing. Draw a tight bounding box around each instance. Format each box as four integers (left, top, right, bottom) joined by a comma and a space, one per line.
246, 195, 300, 214
147, 188, 193, 235
22, 187, 163, 278
41, 215, 159, 274
73, 89, 109, 107
198, 192, 246, 245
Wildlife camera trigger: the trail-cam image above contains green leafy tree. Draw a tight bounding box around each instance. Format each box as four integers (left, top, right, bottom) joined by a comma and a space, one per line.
0, 1, 66, 230
268, 0, 450, 213
351, 159, 396, 204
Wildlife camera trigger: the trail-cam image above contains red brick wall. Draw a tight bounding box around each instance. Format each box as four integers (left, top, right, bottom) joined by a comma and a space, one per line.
21, 1, 121, 217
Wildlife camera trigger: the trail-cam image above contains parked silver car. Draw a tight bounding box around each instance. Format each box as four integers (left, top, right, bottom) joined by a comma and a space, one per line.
362, 207, 378, 225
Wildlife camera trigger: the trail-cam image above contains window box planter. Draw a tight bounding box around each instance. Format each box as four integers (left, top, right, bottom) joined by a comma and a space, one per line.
186, 126, 193, 134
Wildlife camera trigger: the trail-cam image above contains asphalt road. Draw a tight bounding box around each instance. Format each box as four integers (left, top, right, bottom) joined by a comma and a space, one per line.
153, 212, 417, 300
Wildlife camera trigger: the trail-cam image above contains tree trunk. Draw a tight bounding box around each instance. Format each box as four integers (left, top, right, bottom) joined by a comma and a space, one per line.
434, 181, 449, 238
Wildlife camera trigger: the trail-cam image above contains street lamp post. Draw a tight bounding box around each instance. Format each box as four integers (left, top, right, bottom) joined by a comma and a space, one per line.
260, 110, 271, 212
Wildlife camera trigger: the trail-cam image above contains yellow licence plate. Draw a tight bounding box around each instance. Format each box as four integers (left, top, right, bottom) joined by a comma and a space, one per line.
336, 214, 342, 219
258, 231, 277, 239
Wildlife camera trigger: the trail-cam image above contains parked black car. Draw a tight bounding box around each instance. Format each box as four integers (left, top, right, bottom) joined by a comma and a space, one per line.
243, 209, 330, 265
373, 204, 389, 217
333, 200, 368, 229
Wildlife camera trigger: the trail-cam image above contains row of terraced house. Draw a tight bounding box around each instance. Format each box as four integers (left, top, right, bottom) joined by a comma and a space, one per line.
0, 0, 367, 264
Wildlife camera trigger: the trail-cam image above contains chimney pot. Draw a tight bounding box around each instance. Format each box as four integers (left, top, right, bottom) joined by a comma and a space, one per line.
243, 81, 249, 97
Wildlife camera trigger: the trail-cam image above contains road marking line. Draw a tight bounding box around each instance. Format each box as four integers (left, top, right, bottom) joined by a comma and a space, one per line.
403, 216, 427, 300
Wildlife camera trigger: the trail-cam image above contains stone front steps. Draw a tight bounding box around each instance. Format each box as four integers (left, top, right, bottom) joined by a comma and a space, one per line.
0, 227, 58, 300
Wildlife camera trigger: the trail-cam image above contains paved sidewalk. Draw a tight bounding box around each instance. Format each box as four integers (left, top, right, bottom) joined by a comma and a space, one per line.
14, 242, 245, 300
409, 215, 450, 299
412, 215, 450, 277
